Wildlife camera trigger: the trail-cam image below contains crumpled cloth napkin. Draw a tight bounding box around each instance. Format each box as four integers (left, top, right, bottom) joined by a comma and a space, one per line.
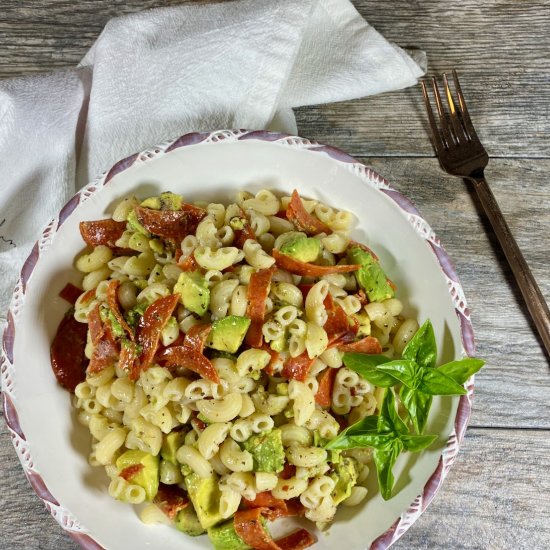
0, 0, 425, 325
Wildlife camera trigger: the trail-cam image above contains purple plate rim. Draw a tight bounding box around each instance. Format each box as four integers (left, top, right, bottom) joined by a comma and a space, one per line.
1, 129, 476, 550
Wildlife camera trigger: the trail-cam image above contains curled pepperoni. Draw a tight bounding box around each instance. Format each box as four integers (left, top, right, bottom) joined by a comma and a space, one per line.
107, 280, 134, 341
134, 294, 179, 379
135, 205, 206, 241
315, 366, 338, 407
118, 464, 144, 481
88, 305, 104, 345
177, 253, 199, 272
282, 352, 316, 381
154, 484, 189, 520
276, 529, 316, 550
182, 323, 211, 355
272, 249, 360, 277
261, 346, 280, 376
88, 329, 119, 374
50, 309, 88, 392
323, 293, 350, 342
280, 462, 296, 480
79, 219, 127, 248
286, 189, 331, 236
234, 508, 280, 550
233, 208, 256, 248
243, 492, 302, 521
58, 283, 83, 305
245, 266, 276, 348
159, 346, 220, 383
338, 335, 382, 354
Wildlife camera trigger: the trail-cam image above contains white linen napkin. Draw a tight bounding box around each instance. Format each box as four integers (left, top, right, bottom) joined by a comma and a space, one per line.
0, 0, 425, 325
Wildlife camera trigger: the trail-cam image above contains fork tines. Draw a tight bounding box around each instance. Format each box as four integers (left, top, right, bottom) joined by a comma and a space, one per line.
421, 70, 479, 151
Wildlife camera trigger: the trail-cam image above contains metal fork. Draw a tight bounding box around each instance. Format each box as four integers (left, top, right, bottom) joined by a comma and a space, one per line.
421, 70, 550, 358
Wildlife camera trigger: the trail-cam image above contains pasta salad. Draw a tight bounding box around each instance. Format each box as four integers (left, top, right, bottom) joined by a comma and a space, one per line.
51, 189, 483, 550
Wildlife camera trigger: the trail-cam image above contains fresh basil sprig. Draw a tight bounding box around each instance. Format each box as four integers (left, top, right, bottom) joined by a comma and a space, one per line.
344, 319, 485, 434
325, 389, 437, 500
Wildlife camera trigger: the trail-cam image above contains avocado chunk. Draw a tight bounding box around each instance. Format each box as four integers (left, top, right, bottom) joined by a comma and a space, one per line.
140, 196, 162, 210
184, 473, 224, 529
161, 431, 186, 465
330, 457, 358, 505
116, 450, 159, 501
127, 209, 151, 236
348, 246, 395, 302
175, 502, 206, 536
207, 316, 251, 354
174, 271, 210, 316
207, 520, 252, 550
242, 429, 285, 473
279, 236, 321, 263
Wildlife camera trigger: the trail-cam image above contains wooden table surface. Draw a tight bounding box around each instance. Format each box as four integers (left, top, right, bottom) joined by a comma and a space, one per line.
1, 1, 549, 549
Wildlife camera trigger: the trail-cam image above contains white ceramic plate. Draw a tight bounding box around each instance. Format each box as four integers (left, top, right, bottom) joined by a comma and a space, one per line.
2, 130, 476, 550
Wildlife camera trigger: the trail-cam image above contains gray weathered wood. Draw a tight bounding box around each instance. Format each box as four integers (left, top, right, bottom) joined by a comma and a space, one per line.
1, 1, 549, 549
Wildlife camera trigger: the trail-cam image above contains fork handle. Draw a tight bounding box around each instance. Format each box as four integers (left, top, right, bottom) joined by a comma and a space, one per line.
470, 176, 550, 357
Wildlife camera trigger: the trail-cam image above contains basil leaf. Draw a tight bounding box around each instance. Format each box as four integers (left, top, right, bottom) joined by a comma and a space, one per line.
378, 388, 408, 435
400, 433, 438, 452
419, 368, 468, 396
376, 360, 419, 389
402, 319, 437, 369
400, 385, 433, 434
437, 358, 485, 384
373, 439, 403, 500
343, 353, 397, 387
331, 433, 396, 451
324, 415, 379, 450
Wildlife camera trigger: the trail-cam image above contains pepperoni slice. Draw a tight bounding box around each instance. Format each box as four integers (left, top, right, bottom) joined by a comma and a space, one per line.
243, 492, 290, 521
338, 335, 382, 354
286, 190, 331, 236
79, 219, 127, 248
159, 346, 220, 383
281, 352, 316, 381
182, 323, 211, 355
177, 253, 199, 272
50, 310, 89, 392
272, 249, 360, 277
119, 340, 139, 375
234, 508, 280, 550
58, 283, 83, 305
134, 294, 179, 379
154, 484, 189, 520
276, 529, 316, 550
245, 266, 276, 348
315, 366, 338, 407
280, 462, 296, 480
261, 346, 280, 376
233, 208, 256, 248
135, 205, 206, 241
118, 464, 144, 481
88, 328, 119, 374
107, 280, 135, 341
88, 305, 104, 345
323, 293, 350, 341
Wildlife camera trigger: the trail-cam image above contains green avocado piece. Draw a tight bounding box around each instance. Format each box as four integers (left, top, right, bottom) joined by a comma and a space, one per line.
242, 429, 285, 473
160, 192, 183, 210
279, 235, 321, 263
175, 502, 206, 536
330, 457, 358, 505
207, 520, 253, 550
127, 209, 151, 236
184, 473, 224, 530
140, 196, 162, 209
206, 316, 251, 354
99, 306, 125, 338
174, 271, 210, 316
348, 246, 395, 302
124, 302, 148, 329
116, 450, 159, 501
161, 431, 185, 466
